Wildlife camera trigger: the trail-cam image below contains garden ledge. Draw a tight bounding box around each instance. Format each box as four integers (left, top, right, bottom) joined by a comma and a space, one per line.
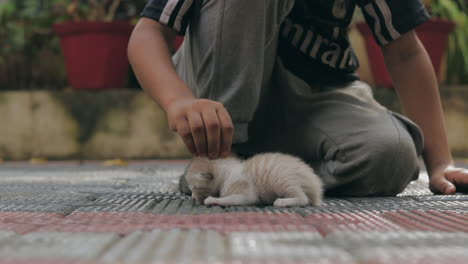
0, 86, 467, 160
0, 90, 188, 160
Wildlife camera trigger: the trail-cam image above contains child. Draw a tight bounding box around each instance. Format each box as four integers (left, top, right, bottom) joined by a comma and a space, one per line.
128, 0, 468, 196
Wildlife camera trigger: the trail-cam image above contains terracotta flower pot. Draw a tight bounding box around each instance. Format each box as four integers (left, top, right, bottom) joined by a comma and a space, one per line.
174, 36, 184, 51
356, 19, 455, 88
54, 21, 134, 90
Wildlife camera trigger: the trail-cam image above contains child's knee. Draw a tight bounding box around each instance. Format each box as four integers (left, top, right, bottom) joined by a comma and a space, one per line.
359, 133, 419, 196
326, 130, 420, 197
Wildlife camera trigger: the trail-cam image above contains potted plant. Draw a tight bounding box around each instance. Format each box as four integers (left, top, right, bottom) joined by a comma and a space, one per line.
355, 0, 463, 88
53, 0, 135, 90
434, 0, 468, 84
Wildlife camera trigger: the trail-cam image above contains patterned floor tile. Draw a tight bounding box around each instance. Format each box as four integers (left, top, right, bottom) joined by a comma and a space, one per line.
0, 165, 466, 263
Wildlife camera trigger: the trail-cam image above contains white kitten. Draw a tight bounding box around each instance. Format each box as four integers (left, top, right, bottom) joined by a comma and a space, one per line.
185, 153, 323, 207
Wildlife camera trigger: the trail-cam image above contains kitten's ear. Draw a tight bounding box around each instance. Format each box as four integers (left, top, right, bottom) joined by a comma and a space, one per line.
197, 172, 214, 181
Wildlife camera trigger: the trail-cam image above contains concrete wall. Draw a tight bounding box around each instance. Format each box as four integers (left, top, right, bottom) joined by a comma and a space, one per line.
0, 90, 189, 160
0, 88, 467, 160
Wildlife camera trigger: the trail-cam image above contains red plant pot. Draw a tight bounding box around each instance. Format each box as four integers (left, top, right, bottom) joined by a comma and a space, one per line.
174, 36, 184, 51
356, 19, 455, 88
54, 21, 134, 90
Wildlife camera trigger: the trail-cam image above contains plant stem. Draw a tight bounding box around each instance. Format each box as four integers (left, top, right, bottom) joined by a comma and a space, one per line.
106, 0, 121, 22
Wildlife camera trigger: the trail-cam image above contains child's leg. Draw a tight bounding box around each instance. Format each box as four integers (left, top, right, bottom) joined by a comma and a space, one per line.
173, 0, 294, 144
273, 64, 424, 196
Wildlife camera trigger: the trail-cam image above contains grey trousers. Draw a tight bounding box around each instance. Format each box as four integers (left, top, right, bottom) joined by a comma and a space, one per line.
174, 0, 424, 196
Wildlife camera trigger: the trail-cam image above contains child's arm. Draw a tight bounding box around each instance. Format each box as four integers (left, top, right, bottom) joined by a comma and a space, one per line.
382, 30, 468, 194
128, 18, 233, 159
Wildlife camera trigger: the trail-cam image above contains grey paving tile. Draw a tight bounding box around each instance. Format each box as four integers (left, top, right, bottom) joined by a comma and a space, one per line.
156, 202, 298, 215
132, 194, 463, 216
147, 197, 226, 215
0, 231, 17, 240
149, 199, 172, 214
163, 199, 188, 215
101, 229, 226, 264
356, 246, 468, 264
330, 231, 468, 263
398, 174, 432, 197
203, 230, 227, 262
0, 166, 182, 196
0, 183, 131, 194
176, 199, 196, 214
327, 231, 468, 248
0, 169, 143, 183
0, 164, 466, 263
0, 188, 98, 205
412, 194, 468, 202
76, 199, 157, 213
100, 231, 164, 263
192, 203, 226, 215
411, 201, 468, 213
75, 193, 162, 212
0, 232, 120, 260
228, 231, 355, 263
0, 204, 78, 215
298, 198, 468, 215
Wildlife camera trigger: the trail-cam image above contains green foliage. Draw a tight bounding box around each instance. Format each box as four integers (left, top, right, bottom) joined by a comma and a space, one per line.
55, 0, 147, 22
427, 0, 468, 84
0, 0, 68, 90
0, 0, 147, 90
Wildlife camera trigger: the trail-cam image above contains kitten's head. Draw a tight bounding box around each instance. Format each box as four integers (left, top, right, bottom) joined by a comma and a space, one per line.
185, 157, 218, 204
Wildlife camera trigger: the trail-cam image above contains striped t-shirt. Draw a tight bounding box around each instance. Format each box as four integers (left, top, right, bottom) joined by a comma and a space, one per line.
141, 0, 430, 85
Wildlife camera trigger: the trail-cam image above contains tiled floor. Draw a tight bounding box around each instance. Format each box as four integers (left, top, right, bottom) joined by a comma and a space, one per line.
0, 162, 467, 263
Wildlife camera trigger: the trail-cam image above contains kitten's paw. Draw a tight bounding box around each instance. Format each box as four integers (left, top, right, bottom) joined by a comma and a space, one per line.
274, 198, 308, 208
204, 196, 220, 206
273, 199, 290, 208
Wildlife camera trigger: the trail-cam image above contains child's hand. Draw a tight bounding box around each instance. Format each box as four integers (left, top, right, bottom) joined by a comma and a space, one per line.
429, 164, 468, 194
167, 98, 233, 159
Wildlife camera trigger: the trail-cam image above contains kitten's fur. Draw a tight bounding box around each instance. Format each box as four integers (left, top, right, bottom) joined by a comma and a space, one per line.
185, 153, 323, 207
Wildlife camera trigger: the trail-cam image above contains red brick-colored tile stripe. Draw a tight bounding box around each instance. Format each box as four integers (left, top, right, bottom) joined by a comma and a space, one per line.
381, 210, 468, 232
305, 211, 404, 236
0, 212, 315, 235
0, 212, 64, 234
0, 261, 345, 264
0, 210, 466, 235
0, 260, 105, 264
362, 256, 468, 264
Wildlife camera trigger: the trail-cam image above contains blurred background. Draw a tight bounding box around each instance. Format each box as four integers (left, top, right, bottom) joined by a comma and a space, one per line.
0, 0, 467, 162
0, 0, 149, 90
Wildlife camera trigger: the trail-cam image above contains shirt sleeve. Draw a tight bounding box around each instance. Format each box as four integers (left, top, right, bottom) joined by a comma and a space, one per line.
140, 0, 194, 35
357, 0, 430, 46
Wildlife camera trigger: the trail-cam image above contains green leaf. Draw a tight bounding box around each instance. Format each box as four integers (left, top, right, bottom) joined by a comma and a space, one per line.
432, 0, 468, 84
0, 0, 16, 19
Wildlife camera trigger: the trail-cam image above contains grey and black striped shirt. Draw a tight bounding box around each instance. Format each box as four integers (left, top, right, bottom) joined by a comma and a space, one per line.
141, 0, 430, 85
140, 0, 194, 34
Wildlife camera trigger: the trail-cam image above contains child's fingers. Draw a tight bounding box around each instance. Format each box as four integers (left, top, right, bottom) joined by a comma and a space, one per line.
202, 109, 221, 159
217, 107, 234, 157
176, 119, 197, 156
188, 112, 208, 156
430, 176, 456, 194
445, 168, 468, 192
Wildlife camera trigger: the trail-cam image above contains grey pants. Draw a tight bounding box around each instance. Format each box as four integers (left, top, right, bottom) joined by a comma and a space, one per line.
174, 0, 424, 196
